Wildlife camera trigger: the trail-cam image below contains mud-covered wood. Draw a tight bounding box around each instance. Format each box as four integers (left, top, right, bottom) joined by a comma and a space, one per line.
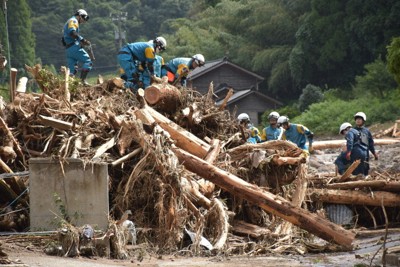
326, 180, 400, 192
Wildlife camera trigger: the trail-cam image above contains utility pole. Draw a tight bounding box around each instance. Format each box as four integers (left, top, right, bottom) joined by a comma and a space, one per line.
3, 0, 11, 70
110, 11, 127, 52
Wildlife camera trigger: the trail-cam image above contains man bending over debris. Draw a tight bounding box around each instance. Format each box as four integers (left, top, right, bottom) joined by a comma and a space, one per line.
278, 115, 314, 155
335, 122, 369, 176
163, 54, 205, 87
117, 37, 167, 91
62, 9, 93, 85
237, 113, 261, 144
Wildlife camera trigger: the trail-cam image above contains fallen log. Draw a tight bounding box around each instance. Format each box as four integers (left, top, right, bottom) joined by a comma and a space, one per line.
171, 145, 355, 249
141, 105, 211, 159
326, 180, 400, 192
312, 138, 400, 150
144, 82, 181, 112
309, 189, 400, 207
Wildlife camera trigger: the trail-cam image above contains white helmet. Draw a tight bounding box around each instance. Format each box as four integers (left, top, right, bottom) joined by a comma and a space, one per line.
75, 9, 89, 21
354, 111, 366, 121
192, 54, 205, 66
237, 113, 250, 122
268, 111, 280, 120
339, 122, 352, 134
277, 116, 289, 125
154, 37, 167, 51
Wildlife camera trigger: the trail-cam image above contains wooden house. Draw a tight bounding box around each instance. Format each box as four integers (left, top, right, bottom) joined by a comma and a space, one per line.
187, 57, 282, 126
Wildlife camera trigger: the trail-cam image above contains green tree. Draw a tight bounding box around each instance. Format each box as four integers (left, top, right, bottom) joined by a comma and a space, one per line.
7, 0, 35, 70
387, 37, 400, 86
355, 57, 397, 98
298, 84, 324, 111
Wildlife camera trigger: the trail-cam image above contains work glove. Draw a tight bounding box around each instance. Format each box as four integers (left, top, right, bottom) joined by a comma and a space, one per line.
373, 152, 379, 160
345, 151, 351, 161
81, 39, 91, 46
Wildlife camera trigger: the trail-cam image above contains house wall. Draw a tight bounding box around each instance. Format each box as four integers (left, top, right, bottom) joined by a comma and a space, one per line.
189, 65, 260, 94
228, 94, 281, 127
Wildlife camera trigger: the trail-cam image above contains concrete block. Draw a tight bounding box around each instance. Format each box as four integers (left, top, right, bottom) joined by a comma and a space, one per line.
29, 158, 109, 231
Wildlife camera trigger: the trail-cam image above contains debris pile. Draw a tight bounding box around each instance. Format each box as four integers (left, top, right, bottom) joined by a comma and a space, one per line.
0, 65, 399, 259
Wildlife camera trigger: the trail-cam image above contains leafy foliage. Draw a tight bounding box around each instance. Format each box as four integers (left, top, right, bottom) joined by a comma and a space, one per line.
298, 84, 324, 111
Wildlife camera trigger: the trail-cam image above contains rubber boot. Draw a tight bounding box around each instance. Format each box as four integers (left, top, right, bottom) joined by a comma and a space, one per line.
80, 70, 90, 86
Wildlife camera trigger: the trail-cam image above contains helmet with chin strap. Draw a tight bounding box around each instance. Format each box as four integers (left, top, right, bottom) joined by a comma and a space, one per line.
277, 116, 289, 125
75, 9, 89, 21
354, 111, 366, 121
192, 54, 205, 66
268, 111, 280, 120
339, 122, 352, 134
154, 37, 167, 51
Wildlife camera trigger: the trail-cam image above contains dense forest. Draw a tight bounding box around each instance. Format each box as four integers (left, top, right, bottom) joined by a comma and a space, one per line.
1, 0, 400, 132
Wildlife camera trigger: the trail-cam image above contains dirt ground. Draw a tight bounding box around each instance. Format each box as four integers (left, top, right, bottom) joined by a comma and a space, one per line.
1, 141, 399, 267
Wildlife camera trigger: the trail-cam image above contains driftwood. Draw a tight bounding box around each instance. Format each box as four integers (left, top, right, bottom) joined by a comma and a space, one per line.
232, 220, 273, 239
326, 180, 400, 192
309, 189, 400, 207
171, 145, 355, 248
141, 105, 211, 159
312, 138, 400, 150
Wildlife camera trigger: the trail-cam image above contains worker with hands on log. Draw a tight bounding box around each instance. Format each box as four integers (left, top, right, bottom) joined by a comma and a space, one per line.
163, 54, 205, 87
260, 111, 283, 141
237, 113, 261, 144
334, 122, 370, 176
62, 9, 92, 86
117, 37, 167, 91
142, 49, 165, 88
277, 116, 314, 154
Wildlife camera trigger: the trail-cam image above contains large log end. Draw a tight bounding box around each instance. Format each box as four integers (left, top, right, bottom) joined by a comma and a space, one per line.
144, 85, 160, 105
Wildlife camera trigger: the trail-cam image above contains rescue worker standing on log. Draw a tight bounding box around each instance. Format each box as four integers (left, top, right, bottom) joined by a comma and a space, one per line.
62, 9, 92, 85
277, 116, 314, 154
261, 111, 282, 141
237, 113, 261, 144
163, 54, 205, 87
117, 37, 167, 91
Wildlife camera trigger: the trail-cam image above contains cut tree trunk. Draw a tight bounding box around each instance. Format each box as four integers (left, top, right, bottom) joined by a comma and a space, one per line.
144, 83, 182, 112
172, 145, 355, 249
309, 189, 400, 207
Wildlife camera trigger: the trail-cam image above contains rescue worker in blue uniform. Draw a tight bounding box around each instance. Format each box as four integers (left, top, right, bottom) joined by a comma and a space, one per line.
353, 112, 378, 175
117, 37, 167, 91
163, 54, 205, 86
261, 111, 282, 141
237, 113, 261, 144
277, 116, 314, 153
142, 52, 165, 88
62, 9, 92, 85
334, 122, 369, 175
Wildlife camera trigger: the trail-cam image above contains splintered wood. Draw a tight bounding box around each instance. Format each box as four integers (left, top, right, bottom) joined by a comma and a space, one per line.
1, 64, 400, 257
